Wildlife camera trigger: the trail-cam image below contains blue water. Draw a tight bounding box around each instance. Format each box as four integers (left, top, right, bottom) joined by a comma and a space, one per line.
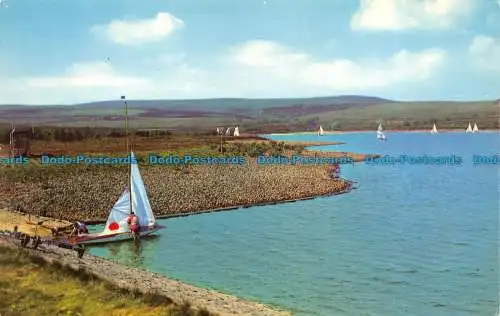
90, 132, 499, 316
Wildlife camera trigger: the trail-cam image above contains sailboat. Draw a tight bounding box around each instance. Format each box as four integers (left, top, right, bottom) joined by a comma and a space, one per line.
225, 127, 232, 136
377, 123, 386, 140
71, 154, 163, 245
70, 98, 163, 245
431, 123, 438, 134
233, 126, 240, 137
466, 122, 473, 133
472, 123, 478, 133
318, 125, 324, 136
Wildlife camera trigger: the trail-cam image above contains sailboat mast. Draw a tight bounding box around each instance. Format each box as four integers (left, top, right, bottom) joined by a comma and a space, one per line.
122, 96, 133, 215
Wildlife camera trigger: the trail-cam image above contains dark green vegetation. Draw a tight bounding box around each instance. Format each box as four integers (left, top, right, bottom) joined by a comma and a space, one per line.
1, 96, 497, 132
0, 245, 215, 316
0, 127, 304, 157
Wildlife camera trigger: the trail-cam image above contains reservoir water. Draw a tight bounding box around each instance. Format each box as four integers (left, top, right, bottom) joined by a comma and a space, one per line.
89, 132, 499, 316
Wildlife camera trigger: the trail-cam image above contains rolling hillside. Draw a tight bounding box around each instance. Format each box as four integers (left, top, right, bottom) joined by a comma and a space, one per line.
0, 96, 497, 132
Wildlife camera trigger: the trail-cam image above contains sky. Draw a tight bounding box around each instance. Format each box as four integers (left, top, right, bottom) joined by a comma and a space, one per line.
0, 0, 499, 104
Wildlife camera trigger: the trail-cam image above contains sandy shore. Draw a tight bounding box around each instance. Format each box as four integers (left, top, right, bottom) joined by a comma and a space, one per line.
0, 209, 72, 236
0, 235, 290, 316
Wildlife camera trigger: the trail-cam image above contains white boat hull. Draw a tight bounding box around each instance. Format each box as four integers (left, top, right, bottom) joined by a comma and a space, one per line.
71, 225, 162, 245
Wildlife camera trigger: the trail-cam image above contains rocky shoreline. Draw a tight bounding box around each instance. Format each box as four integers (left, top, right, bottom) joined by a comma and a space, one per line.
1, 159, 355, 222
0, 234, 290, 316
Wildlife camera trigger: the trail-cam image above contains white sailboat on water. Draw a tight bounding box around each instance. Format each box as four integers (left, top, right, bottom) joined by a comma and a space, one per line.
431, 123, 438, 134
225, 127, 232, 136
70, 97, 163, 245
466, 122, 473, 133
233, 126, 240, 137
71, 153, 163, 245
318, 125, 324, 136
472, 122, 479, 133
377, 123, 386, 140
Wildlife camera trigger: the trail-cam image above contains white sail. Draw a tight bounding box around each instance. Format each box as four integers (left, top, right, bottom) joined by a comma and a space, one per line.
102, 189, 131, 234
225, 127, 232, 135
466, 122, 472, 133
376, 123, 386, 139
318, 125, 324, 136
130, 152, 155, 228
233, 126, 240, 136
431, 123, 438, 134
473, 123, 478, 133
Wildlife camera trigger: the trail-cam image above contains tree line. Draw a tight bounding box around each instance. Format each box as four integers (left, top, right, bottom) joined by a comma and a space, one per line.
0, 126, 175, 143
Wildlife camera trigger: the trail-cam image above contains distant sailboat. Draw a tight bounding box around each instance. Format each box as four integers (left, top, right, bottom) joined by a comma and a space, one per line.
431, 123, 438, 134
376, 123, 386, 140
466, 122, 473, 133
472, 123, 478, 133
318, 125, 324, 136
233, 126, 240, 137
225, 127, 232, 136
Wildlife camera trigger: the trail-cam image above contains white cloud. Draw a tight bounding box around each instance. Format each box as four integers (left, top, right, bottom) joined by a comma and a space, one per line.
469, 35, 500, 73
227, 40, 445, 92
26, 62, 149, 88
0, 41, 446, 104
92, 12, 184, 45
351, 0, 474, 30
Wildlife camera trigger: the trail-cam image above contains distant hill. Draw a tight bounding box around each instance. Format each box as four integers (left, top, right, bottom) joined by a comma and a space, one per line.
67, 95, 391, 110
0, 96, 497, 132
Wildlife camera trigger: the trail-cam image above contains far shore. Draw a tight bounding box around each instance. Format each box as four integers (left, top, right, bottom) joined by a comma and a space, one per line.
265, 129, 500, 136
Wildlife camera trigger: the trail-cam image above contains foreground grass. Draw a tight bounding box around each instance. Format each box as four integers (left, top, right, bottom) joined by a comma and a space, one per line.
0, 245, 214, 316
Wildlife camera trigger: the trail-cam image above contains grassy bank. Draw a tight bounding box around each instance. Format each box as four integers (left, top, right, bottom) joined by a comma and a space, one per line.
0, 245, 213, 316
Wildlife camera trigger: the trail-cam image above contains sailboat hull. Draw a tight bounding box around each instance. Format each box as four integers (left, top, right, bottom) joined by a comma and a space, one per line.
71, 224, 164, 245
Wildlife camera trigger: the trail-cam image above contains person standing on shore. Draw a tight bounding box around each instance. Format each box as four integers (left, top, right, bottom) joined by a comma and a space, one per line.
70, 221, 88, 236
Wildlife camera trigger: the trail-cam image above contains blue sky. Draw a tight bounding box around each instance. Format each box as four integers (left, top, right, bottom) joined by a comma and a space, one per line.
0, 0, 499, 104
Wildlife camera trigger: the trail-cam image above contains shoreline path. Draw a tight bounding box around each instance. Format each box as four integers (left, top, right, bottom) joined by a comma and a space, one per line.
0, 235, 291, 316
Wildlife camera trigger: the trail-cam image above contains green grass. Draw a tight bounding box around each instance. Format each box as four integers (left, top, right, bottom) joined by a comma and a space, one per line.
0, 245, 216, 316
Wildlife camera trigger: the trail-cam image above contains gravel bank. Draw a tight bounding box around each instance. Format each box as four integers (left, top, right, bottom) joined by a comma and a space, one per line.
1, 159, 352, 222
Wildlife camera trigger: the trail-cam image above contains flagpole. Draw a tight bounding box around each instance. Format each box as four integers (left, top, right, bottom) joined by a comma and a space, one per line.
121, 96, 132, 215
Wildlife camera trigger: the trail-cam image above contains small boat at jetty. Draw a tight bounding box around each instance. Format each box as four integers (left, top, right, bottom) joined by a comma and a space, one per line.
473, 122, 479, 133
70, 152, 163, 245
318, 125, 324, 136
431, 123, 438, 134
376, 123, 386, 140
466, 122, 473, 133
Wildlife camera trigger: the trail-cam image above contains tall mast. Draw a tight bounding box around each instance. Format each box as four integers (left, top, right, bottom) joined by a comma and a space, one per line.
121, 96, 133, 215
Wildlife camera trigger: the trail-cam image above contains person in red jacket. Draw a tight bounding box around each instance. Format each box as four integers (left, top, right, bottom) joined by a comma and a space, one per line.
127, 214, 139, 236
